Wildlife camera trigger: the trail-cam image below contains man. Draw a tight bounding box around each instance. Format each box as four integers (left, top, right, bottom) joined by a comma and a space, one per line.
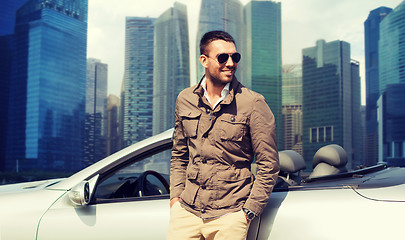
167, 30, 279, 240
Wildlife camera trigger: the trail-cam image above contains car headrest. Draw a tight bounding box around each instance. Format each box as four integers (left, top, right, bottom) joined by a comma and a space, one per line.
309, 162, 341, 178
312, 144, 347, 168
279, 150, 306, 173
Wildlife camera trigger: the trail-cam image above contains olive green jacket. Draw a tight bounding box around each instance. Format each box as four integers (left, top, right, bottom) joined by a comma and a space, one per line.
170, 77, 279, 219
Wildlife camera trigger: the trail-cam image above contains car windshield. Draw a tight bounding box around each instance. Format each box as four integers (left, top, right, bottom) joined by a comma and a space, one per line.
1, 0, 404, 184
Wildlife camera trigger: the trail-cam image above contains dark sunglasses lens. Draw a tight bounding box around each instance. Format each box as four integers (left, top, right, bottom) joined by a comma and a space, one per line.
217, 54, 229, 64
231, 53, 241, 63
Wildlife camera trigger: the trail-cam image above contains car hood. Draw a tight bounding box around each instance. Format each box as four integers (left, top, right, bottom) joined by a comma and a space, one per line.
0, 178, 64, 194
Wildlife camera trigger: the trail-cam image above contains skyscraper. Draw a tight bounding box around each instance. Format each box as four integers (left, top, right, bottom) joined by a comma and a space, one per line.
378, 1, 405, 166
377, 83, 405, 166
302, 40, 362, 170
84, 58, 108, 166
121, 17, 155, 147
245, 0, 283, 150
282, 64, 302, 154
0, 0, 29, 171
196, 0, 245, 83
6, 0, 88, 172
107, 94, 121, 156
364, 7, 392, 166
153, 2, 189, 135
0, 0, 28, 35
379, 1, 405, 93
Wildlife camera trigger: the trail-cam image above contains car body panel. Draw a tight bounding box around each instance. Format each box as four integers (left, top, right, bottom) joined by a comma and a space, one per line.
37, 196, 170, 240
1, 128, 405, 239
259, 186, 405, 240
0, 189, 66, 239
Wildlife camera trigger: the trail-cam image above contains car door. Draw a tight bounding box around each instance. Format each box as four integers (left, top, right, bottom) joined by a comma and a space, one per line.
37, 148, 172, 240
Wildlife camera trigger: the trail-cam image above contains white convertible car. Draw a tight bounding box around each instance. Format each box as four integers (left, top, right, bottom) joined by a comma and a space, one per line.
1, 129, 404, 239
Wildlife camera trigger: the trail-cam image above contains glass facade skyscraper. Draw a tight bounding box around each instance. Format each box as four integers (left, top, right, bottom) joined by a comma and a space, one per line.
0, 0, 28, 35
364, 7, 392, 166
196, 0, 245, 83
245, 0, 283, 150
302, 40, 362, 170
84, 58, 108, 166
282, 64, 302, 154
6, 0, 88, 172
378, 1, 405, 166
0, 0, 29, 171
107, 94, 121, 156
122, 17, 155, 147
378, 83, 405, 166
153, 2, 189, 135
379, 1, 405, 94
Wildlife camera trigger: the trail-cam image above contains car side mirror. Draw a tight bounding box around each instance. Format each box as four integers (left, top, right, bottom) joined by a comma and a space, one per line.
69, 174, 99, 206
69, 181, 90, 206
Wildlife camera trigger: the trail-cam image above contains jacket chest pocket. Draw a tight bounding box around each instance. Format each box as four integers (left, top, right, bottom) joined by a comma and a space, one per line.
180, 110, 201, 138
219, 115, 248, 142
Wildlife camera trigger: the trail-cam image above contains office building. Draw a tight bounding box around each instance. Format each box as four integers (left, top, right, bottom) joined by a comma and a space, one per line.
6, 0, 88, 172
84, 58, 108, 166
0, 0, 29, 170
378, 83, 405, 167
153, 2, 189, 135
282, 64, 302, 154
196, 0, 245, 83
364, 7, 392, 166
245, 0, 283, 149
121, 17, 155, 147
378, 1, 405, 166
379, 1, 405, 93
0, 0, 28, 35
302, 40, 362, 170
107, 94, 121, 156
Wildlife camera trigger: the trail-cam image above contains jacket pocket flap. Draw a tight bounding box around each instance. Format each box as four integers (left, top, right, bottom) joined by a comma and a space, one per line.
180, 110, 200, 138
179, 110, 201, 119
220, 116, 247, 141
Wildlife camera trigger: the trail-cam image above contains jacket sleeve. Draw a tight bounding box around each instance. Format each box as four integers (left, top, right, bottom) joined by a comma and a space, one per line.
169, 98, 190, 200
244, 95, 280, 216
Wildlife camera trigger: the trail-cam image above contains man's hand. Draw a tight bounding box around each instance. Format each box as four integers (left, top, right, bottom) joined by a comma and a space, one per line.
170, 197, 179, 208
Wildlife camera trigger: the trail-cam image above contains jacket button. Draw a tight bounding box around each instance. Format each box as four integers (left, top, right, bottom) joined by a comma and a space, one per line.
201, 208, 206, 213
202, 159, 207, 164
206, 109, 211, 114
231, 116, 235, 122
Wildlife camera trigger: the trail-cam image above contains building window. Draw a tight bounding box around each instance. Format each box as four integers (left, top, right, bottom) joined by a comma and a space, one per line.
310, 126, 334, 143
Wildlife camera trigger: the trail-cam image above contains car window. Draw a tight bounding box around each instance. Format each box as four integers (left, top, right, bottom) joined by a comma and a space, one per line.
94, 148, 171, 201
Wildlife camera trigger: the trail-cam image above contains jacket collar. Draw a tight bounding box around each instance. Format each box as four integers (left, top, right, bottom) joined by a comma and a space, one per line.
193, 75, 240, 107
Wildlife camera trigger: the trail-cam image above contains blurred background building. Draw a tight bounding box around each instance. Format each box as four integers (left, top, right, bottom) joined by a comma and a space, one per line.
377, 1, 405, 166
153, 2, 190, 135
84, 58, 108, 166
282, 64, 302, 155
5, 0, 88, 172
302, 40, 363, 170
245, 0, 283, 150
121, 17, 155, 147
364, 7, 393, 166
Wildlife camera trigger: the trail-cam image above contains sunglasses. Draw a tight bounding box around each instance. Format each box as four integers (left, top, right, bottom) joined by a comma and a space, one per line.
206, 52, 241, 64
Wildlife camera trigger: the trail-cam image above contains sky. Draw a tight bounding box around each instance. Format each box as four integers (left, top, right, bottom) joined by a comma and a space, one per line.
87, 0, 404, 104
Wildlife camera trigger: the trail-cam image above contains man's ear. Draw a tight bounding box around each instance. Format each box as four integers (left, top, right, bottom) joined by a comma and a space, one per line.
200, 55, 208, 69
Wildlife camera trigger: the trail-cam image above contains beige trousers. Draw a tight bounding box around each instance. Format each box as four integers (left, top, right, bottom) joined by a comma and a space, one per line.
167, 201, 250, 240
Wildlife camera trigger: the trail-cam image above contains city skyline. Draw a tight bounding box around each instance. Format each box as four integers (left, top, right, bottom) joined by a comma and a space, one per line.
88, 0, 403, 103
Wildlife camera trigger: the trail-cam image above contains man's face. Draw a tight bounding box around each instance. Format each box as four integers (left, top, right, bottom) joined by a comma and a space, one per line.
200, 40, 238, 86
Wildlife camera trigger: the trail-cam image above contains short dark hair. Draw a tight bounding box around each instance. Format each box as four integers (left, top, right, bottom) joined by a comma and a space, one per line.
199, 30, 236, 55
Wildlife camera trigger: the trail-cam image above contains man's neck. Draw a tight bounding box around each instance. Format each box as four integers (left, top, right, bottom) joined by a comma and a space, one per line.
205, 77, 226, 100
